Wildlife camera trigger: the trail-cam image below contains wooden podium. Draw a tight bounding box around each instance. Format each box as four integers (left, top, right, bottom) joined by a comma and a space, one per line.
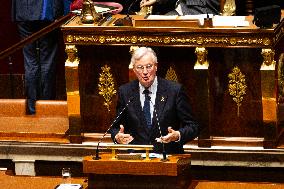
83, 149, 192, 189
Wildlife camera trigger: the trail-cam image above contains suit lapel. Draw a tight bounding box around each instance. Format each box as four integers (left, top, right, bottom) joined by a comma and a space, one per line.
130, 80, 146, 127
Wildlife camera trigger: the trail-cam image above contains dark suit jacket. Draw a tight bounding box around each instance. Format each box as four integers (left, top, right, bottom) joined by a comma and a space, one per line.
12, 0, 64, 21
109, 77, 199, 154
157, 0, 220, 15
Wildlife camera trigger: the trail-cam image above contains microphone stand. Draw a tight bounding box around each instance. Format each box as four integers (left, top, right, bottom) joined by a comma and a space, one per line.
113, 0, 140, 26
94, 97, 133, 160
149, 97, 168, 162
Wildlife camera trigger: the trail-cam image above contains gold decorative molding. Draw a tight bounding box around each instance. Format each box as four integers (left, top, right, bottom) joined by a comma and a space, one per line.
194, 47, 209, 69
228, 67, 247, 117
260, 49, 276, 70
65, 35, 272, 47
98, 65, 117, 112
165, 67, 178, 82
222, 0, 236, 16
65, 45, 79, 67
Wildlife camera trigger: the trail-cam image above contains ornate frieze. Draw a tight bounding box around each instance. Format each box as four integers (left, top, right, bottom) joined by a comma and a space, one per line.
65, 34, 272, 47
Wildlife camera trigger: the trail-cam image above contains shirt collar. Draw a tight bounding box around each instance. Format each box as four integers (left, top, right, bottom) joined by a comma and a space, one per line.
139, 76, 158, 95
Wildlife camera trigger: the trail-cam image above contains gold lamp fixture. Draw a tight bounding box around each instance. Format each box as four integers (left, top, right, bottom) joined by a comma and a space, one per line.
81, 0, 102, 24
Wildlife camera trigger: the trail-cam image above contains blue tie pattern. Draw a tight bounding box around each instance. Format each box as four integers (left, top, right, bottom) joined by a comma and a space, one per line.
143, 89, 152, 128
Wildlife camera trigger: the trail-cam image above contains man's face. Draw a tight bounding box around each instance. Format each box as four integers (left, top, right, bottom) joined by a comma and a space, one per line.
133, 54, 157, 88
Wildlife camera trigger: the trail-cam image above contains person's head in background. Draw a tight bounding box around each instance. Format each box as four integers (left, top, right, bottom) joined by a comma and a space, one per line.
131, 47, 158, 88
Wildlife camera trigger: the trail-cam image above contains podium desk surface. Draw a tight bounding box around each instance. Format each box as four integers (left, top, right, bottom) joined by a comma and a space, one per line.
83, 153, 191, 176
61, 14, 284, 48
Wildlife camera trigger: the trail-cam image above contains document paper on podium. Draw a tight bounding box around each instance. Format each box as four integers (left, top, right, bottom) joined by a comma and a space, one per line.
56, 184, 82, 189
145, 14, 213, 26
135, 15, 201, 27
213, 16, 249, 27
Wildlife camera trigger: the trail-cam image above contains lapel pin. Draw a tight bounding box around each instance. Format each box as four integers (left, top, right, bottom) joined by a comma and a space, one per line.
161, 96, 165, 102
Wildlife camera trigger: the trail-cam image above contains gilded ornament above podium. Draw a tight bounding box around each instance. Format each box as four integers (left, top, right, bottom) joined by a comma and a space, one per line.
65, 34, 274, 48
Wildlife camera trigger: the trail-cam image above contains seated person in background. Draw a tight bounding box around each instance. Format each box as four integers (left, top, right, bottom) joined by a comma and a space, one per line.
109, 47, 199, 154
140, 0, 220, 15
119, 0, 177, 15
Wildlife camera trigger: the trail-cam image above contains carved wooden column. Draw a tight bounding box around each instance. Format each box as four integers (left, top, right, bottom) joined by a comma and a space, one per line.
260, 49, 277, 148
65, 45, 82, 143
194, 47, 211, 147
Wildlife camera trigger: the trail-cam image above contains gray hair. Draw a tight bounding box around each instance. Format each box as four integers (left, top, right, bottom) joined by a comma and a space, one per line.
130, 47, 158, 67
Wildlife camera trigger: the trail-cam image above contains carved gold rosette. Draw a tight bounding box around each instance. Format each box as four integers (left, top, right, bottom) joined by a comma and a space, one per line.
66, 34, 272, 47
98, 65, 117, 112
165, 66, 178, 82
228, 67, 247, 117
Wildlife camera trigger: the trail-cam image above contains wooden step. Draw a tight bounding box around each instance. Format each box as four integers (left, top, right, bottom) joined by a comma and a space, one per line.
0, 99, 69, 142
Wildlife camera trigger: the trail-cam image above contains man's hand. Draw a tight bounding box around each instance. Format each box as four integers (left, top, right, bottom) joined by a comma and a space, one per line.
155, 127, 180, 143
115, 125, 134, 144
140, 0, 157, 8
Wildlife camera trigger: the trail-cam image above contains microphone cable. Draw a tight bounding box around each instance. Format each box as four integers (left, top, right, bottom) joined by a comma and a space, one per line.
94, 96, 133, 160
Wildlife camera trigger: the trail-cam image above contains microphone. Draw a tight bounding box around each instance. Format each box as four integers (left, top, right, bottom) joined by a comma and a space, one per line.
148, 96, 168, 161
126, 0, 140, 16
94, 96, 134, 160
113, 0, 140, 26
203, 6, 213, 28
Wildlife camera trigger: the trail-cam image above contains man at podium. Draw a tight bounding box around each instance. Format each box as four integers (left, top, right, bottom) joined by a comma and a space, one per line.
109, 47, 199, 154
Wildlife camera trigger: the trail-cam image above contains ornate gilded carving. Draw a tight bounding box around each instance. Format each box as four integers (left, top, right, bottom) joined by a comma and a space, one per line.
65, 34, 272, 47
261, 49, 276, 70
165, 67, 178, 82
278, 53, 284, 103
228, 67, 247, 117
194, 47, 209, 69
222, 0, 236, 16
229, 38, 237, 45
65, 45, 79, 67
129, 46, 139, 54
66, 35, 74, 43
98, 65, 117, 112
263, 38, 271, 46
137, 6, 153, 16
99, 36, 106, 43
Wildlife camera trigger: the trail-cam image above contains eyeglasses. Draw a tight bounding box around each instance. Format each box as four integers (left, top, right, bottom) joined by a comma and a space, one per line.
135, 64, 154, 72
